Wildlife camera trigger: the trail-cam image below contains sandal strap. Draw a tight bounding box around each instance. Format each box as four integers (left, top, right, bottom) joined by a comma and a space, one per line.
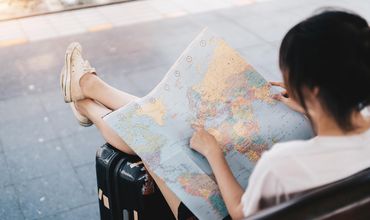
83, 60, 96, 74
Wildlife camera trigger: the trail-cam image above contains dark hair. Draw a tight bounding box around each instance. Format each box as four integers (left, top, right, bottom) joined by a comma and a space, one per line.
279, 9, 370, 131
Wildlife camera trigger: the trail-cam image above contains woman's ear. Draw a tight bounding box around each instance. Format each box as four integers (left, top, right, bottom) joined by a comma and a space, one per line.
313, 87, 319, 96
301, 86, 319, 99
301, 86, 319, 110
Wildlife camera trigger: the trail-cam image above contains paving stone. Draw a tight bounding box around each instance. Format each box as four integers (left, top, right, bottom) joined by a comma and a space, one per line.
0, 20, 25, 41
6, 139, 73, 183
19, 16, 59, 42
61, 129, 105, 167
192, 17, 266, 49
48, 108, 94, 138
238, 43, 282, 81
15, 170, 92, 219
100, 72, 145, 98
39, 89, 69, 113
0, 74, 30, 100
345, 0, 370, 21
152, 18, 203, 44
234, 0, 294, 16
40, 202, 99, 220
45, 12, 86, 36
0, 58, 26, 80
75, 162, 98, 198
0, 153, 11, 188
0, 185, 25, 220
216, 4, 256, 20
0, 94, 44, 123
112, 48, 172, 75
98, 1, 163, 26
90, 57, 145, 97
72, 8, 110, 30
126, 65, 169, 95
2, 40, 65, 78
188, 11, 227, 24
0, 112, 57, 152
0, 139, 3, 153
147, 0, 187, 16
22, 70, 61, 94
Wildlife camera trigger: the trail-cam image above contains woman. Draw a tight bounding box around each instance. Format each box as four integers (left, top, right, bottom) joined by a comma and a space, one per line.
60, 9, 370, 219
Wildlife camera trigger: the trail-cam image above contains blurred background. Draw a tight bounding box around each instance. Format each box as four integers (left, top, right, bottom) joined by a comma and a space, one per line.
0, 0, 369, 219
0, 0, 132, 21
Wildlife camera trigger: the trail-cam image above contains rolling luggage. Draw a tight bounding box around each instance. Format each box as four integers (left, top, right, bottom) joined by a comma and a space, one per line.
96, 143, 124, 220
96, 143, 175, 220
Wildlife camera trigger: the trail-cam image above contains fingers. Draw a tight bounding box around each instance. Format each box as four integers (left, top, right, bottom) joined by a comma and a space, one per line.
189, 131, 200, 149
272, 93, 281, 100
272, 93, 289, 104
269, 81, 286, 88
190, 125, 199, 147
189, 136, 195, 148
191, 123, 204, 131
280, 90, 288, 97
190, 123, 205, 149
270, 81, 289, 98
272, 93, 304, 113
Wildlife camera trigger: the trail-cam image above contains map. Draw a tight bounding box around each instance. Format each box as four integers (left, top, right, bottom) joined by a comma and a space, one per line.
104, 29, 314, 219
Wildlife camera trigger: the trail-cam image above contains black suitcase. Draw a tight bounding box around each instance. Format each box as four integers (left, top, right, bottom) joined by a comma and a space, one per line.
96, 143, 175, 220
96, 143, 124, 220
114, 154, 175, 220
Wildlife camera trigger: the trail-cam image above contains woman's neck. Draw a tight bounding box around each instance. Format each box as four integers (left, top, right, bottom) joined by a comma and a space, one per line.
314, 111, 370, 136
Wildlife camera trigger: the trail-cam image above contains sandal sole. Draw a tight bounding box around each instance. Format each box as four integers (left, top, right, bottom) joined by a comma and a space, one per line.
61, 42, 81, 103
70, 102, 93, 127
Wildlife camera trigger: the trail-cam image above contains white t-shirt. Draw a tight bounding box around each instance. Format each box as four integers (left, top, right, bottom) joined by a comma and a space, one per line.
241, 127, 370, 217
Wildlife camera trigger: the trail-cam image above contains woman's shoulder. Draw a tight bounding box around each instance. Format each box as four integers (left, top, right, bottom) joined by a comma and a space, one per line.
264, 139, 316, 159
252, 139, 315, 175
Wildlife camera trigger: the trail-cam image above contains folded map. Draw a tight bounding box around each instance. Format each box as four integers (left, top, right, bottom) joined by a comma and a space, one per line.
104, 28, 314, 219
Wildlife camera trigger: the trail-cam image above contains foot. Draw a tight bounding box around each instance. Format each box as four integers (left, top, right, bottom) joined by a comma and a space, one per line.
71, 100, 93, 127
73, 99, 112, 127
60, 42, 96, 103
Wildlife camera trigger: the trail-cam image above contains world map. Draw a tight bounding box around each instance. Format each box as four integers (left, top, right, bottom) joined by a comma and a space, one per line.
104, 29, 313, 219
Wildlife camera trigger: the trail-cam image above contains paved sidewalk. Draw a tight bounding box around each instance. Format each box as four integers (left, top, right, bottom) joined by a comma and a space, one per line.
0, 0, 369, 219
0, 0, 261, 46
0, 0, 131, 21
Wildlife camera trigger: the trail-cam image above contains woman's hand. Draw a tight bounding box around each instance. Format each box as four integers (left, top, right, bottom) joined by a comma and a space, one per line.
190, 124, 222, 158
190, 125, 245, 220
270, 81, 305, 114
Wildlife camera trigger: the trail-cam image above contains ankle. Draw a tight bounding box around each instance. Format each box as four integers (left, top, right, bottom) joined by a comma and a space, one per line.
75, 99, 92, 117
80, 73, 97, 94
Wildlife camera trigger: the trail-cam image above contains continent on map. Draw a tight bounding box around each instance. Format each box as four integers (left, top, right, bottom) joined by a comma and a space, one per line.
114, 109, 167, 167
178, 173, 228, 217
137, 98, 166, 126
187, 38, 273, 162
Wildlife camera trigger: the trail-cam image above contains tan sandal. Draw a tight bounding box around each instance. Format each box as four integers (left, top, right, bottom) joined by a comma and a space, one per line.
70, 102, 93, 127
60, 42, 96, 103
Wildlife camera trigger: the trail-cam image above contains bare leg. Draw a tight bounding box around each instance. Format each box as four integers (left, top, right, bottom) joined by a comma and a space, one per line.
144, 163, 181, 219
77, 73, 181, 214
75, 72, 137, 154
80, 73, 137, 111
75, 99, 181, 216
75, 99, 135, 155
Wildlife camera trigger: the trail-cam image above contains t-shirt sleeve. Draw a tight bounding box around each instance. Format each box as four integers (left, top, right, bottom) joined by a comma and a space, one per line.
361, 106, 370, 117
241, 150, 285, 217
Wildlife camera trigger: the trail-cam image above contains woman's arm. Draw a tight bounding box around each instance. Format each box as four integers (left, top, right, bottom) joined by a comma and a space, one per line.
270, 81, 305, 114
190, 125, 245, 219
207, 150, 245, 219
